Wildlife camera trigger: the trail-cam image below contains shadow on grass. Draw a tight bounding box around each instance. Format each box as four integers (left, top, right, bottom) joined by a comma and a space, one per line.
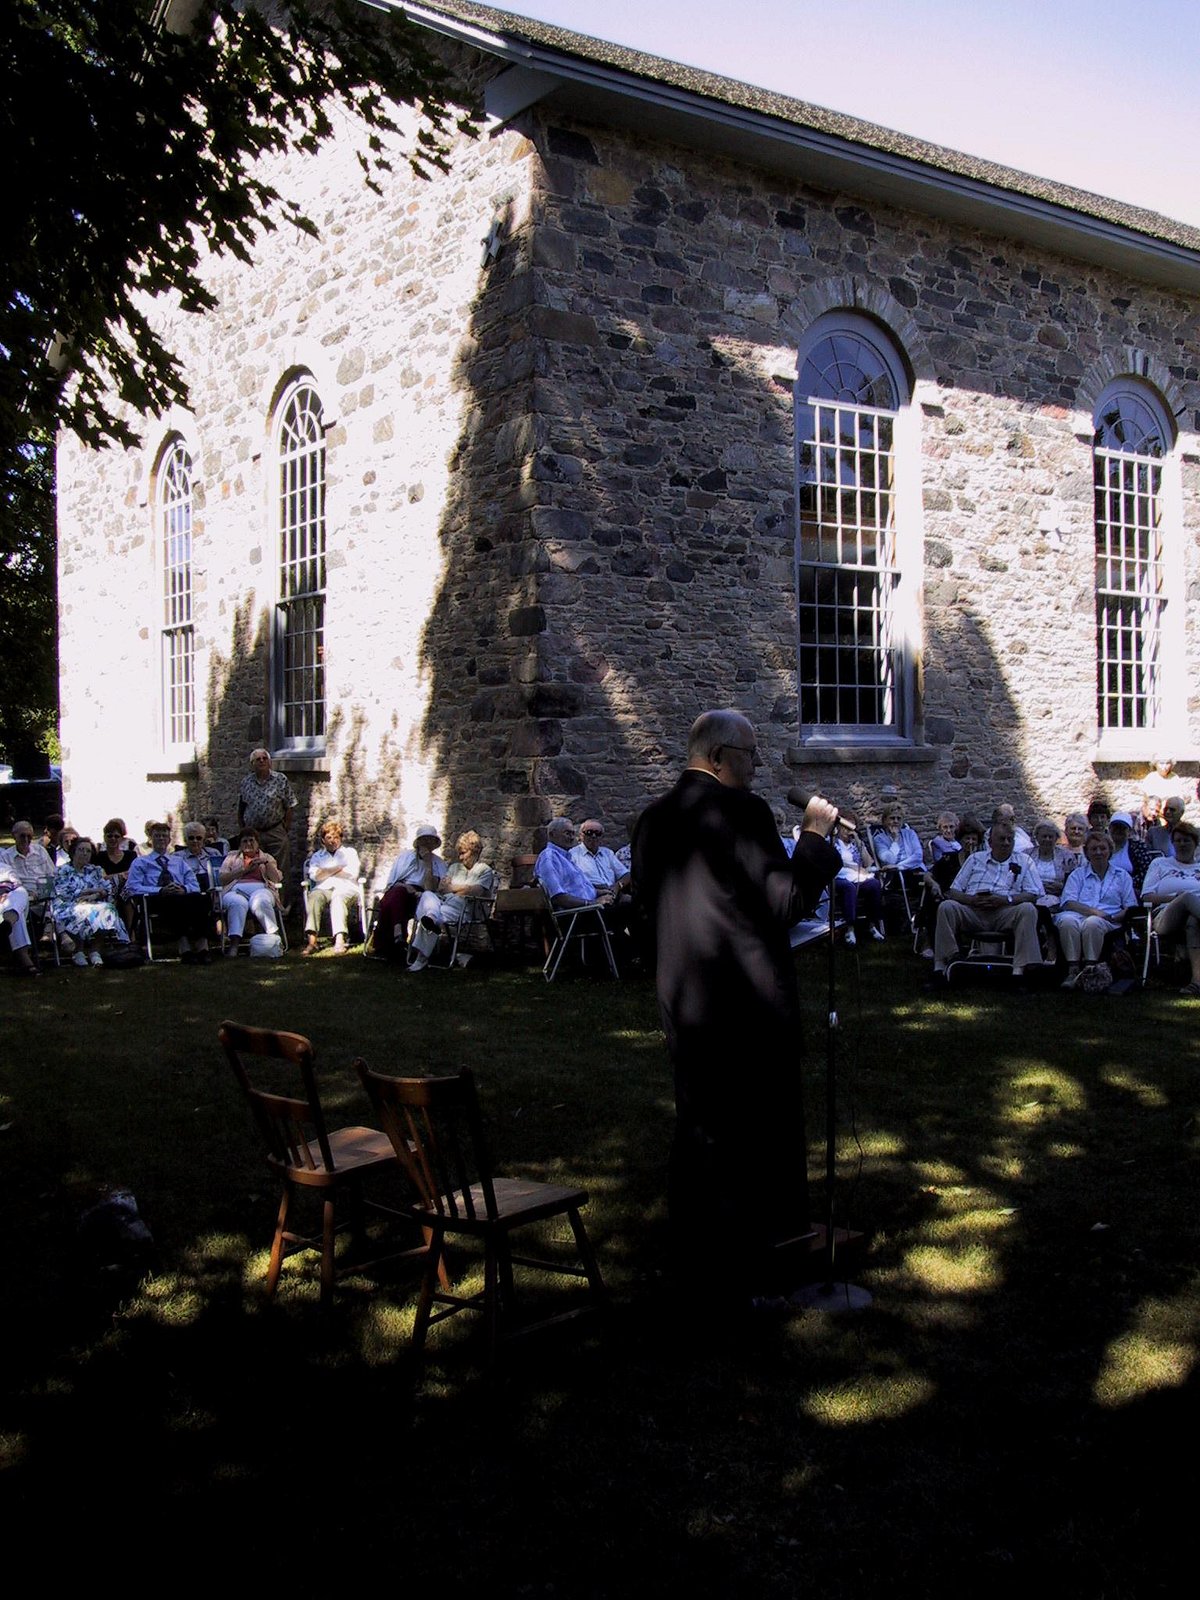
1, 951, 1197, 1591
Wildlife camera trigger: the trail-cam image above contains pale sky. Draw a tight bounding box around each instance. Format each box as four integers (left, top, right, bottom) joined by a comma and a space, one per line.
506, 0, 1200, 229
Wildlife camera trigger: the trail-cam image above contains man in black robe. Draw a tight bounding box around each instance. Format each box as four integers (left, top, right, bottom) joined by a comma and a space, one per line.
632, 709, 840, 1301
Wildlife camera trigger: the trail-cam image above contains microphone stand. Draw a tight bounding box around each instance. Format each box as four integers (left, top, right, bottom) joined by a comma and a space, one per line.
792, 841, 872, 1313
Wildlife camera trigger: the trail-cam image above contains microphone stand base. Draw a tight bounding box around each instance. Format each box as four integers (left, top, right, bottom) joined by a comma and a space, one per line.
789, 1281, 873, 1313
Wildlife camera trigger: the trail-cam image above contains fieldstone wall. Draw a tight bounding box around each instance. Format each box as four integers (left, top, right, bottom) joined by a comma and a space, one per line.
56, 37, 1200, 887
515, 110, 1200, 839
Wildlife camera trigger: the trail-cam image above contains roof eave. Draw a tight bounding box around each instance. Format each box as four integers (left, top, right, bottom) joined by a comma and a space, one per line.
400, 2, 1200, 296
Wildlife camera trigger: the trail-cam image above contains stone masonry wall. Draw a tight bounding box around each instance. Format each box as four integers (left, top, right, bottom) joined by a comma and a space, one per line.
58, 54, 545, 885
517, 111, 1200, 841
56, 43, 1200, 884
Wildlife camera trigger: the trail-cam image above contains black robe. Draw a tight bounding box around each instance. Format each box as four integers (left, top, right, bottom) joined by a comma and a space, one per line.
632, 770, 840, 1288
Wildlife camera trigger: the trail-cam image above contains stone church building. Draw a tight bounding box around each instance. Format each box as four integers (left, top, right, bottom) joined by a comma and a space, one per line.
56, 0, 1200, 880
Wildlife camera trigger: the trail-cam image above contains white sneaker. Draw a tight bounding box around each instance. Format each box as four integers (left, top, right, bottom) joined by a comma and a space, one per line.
844, 929, 856, 947
408, 952, 428, 972
455, 952, 473, 968
88, 950, 104, 967
870, 925, 885, 942
73, 951, 88, 968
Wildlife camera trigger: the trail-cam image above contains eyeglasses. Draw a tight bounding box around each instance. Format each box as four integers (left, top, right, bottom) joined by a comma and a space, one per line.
13, 832, 33, 841
582, 829, 603, 839
718, 744, 759, 762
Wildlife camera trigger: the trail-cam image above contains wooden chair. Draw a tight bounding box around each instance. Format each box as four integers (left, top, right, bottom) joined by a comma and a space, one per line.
218, 1021, 426, 1306
355, 1063, 606, 1361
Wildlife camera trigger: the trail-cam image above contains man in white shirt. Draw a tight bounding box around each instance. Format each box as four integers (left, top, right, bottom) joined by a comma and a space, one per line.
933, 820, 1045, 979
569, 820, 630, 893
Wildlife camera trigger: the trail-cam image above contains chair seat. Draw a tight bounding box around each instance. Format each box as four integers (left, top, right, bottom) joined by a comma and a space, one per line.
270, 1125, 397, 1186
414, 1176, 589, 1233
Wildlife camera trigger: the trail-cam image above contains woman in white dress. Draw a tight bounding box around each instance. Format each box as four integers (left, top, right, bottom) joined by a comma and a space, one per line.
51, 836, 131, 966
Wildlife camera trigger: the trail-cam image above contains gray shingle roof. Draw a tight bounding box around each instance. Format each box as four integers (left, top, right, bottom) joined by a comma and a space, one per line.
411, 0, 1200, 253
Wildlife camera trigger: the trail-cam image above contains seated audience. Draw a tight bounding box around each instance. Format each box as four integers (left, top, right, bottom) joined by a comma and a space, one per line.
991, 803, 1033, 855
1024, 819, 1074, 897
52, 835, 131, 967
1063, 812, 1088, 870
41, 814, 65, 862
925, 810, 962, 868
55, 826, 80, 866
933, 818, 1045, 981
1054, 830, 1137, 987
408, 830, 496, 972
1146, 795, 1186, 859
1086, 796, 1112, 835
871, 802, 924, 871
177, 821, 223, 893
571, 815, 635, 938
203, 816, 230, 857
372, 823, 446, 962
916, 815, 984, 958
1141, 821, 1200, 995
0, 820, 56, 898
94, 819, 138, 889
536, 817, 604, 910
0, 830, 43, 977
126, 822, 214, 960
303, 818, 362, 956
772, 804, 797, 859
219, 828, 282, 955
1107, 811, 1155, 894
615, 810, 640, 873
833, 813, 884, 946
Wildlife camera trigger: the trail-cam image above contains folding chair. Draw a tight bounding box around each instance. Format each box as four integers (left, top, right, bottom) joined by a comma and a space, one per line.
423, 890, 496, 969
355, 1063, 605, 1362
537, 885, 619, 981
218, 1021, 429, 1306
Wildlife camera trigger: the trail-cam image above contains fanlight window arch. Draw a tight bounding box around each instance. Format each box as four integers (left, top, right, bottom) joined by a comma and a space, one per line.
795, 318, 910, 734
1093, 382, 1173, 736
157, 438, 195, 749
274, 379, 326, 748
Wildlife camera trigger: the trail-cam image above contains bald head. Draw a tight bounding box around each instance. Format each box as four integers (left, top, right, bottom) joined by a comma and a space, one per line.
686, 710, 760, 789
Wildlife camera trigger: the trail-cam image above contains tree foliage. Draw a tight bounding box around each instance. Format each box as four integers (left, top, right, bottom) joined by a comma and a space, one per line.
2, 0, 475, 456
0, 0, 475, 764
0, 433, 57, 767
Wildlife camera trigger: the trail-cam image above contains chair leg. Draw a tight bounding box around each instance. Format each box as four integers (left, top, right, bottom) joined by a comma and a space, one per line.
320, 1196, 337, 1308
412, 1235, 444, 1352
483, 1242, 502, 1365
266, 1183, 292, 1296
567, 1207, 607, 1303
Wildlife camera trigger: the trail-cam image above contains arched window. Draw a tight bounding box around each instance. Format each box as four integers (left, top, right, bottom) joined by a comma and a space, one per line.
157, 439, 194, 750
274, 379, 326, 748
1093, 382, 1173, 736
795, 317, 911, 736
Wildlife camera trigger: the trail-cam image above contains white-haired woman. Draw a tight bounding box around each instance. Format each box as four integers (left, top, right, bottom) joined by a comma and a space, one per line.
302, 819, 362, 956
408, 830, 496, 972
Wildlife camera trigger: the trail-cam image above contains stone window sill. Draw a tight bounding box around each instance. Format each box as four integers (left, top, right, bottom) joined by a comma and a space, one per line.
147, 761, 199, 781
787, 744, 939, 766
271, 753, 331, 777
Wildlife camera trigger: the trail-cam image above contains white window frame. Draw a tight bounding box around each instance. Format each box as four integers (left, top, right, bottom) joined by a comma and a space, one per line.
273, 378, 327, 753
794, 315, 919, 746
1092, 379, 1182, 759
156, 438, 196, 757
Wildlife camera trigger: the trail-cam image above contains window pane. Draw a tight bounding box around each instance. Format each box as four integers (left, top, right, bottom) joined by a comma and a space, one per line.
276, 385, 326, 743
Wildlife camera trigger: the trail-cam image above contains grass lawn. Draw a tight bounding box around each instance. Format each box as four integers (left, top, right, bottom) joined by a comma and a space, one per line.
1, 942, 1196, 1592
